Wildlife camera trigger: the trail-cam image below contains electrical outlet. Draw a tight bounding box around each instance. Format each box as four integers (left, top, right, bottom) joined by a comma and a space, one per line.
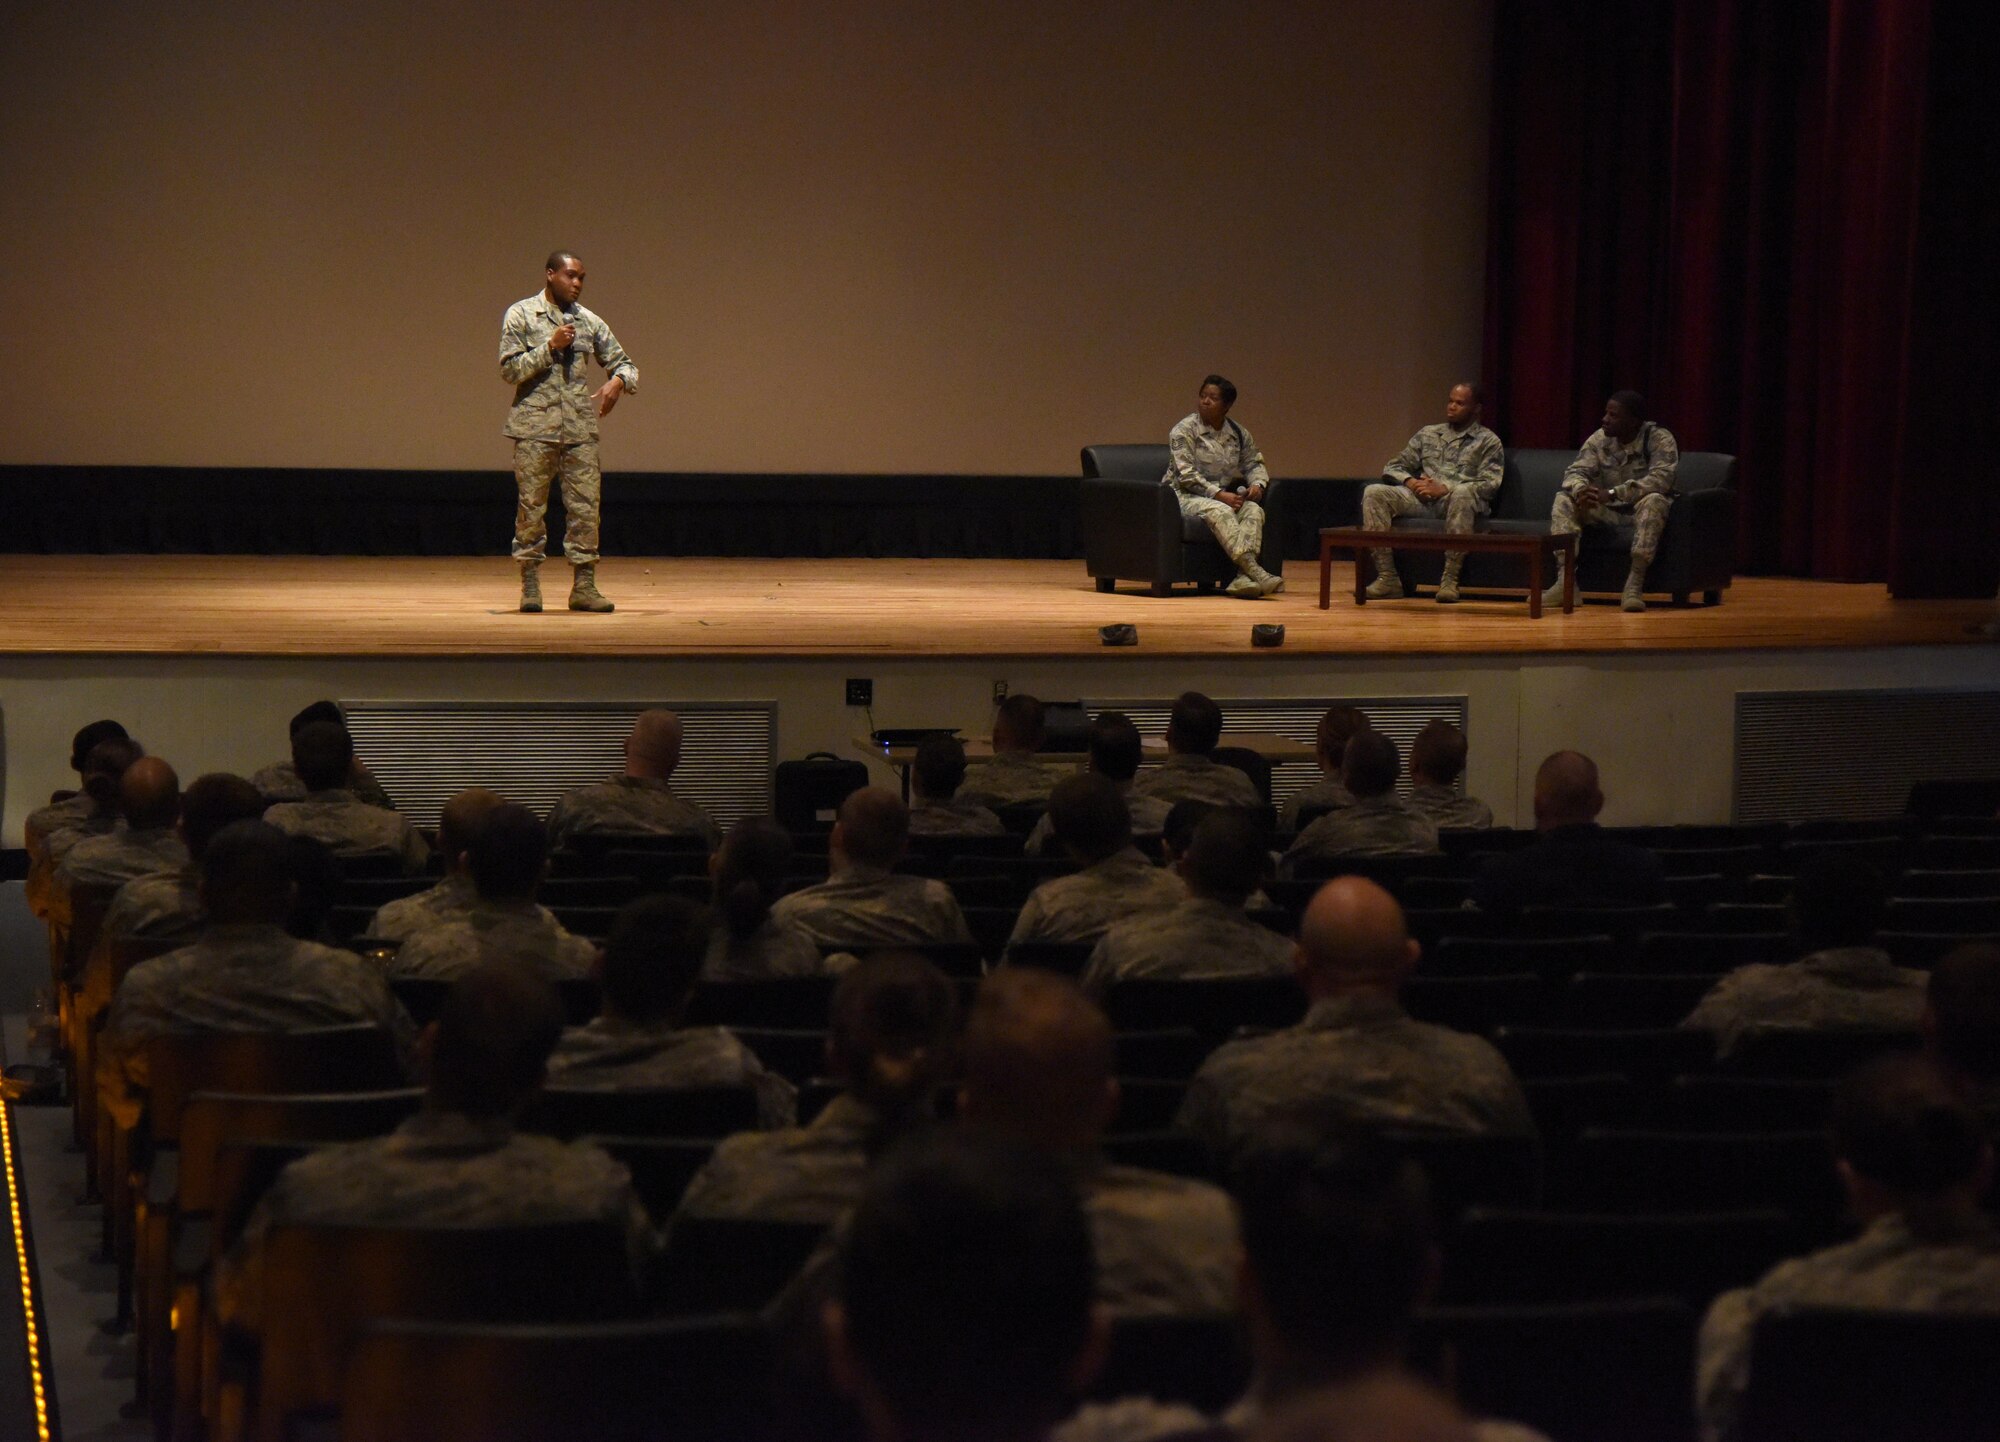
845, 678, 873, 707
992, 679, 1009, 703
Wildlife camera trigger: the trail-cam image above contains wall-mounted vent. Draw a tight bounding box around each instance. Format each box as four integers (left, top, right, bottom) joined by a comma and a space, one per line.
1735, 688, 2000, 822
341, 701, 775, 830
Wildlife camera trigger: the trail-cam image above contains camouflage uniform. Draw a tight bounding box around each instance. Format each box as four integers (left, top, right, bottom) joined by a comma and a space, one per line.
98, 921, 416, 1128
1280, 777, 1354, 836
1407, 783, 1495, 831
264, 789, 430, 873
1164, 411, 1273, 568
101, 867, 205, 948
1283, 796, 1441, 866
215, 1108, 651, 1331
702, 915, 833, 983
23, 792, 93, 858
1007, 848, 1187, 949
500, 290, 639, 565
27, 813, 120, 919
1680, 947, 1929, 1060
1361, 422, 1506, 584
676, 1092, 887, 1224
385, 897, 598, 983
1177, 992, 1536, 1162
547, 1017, 797, 1128
252, 761, 396, 810
770, 864, 976, 951
1080, 897, 1296, 996
1551, 422, 1680, 558
908, 796, 1008, 837
51, 826, 190, 927
1132, 754, 1264, 810
1026, 787, 1172, 855
1697, 1213, 2000, 1442
957, 752, 1068, 811
545, 776, 722, 851
367, 874, 478, 942
1081, 1157, 1241, 1317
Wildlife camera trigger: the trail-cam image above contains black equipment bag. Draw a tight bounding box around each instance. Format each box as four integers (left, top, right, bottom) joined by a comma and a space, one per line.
774, 751, 870, 831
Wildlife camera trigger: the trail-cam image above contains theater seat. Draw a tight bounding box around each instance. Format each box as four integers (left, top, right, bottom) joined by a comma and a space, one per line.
1736, 1307, 2000, 1442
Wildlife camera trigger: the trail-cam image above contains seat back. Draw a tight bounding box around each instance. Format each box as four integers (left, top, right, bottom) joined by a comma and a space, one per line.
582, 1135, 718, 1219
1736, 1307, 2000, 1442
1441, 1207, 1800, 1307
653, 1216, 829, 1314
1081, 444, 1170, 480
528, 1085, 761, 1141
1383, 1130, 1543, 1221
683, 976, 838, 1029
1101, 976, 1306, 1042
389, 976, 601, 1029
1724, 1028, 1921, 1079
178, 1089, 423, 1213
145, 1026, 402, 1145
1083, 1313, 1250, 1415
1494, 449, 1572, 520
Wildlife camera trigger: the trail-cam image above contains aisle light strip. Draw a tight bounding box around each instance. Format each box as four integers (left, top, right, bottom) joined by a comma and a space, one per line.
0, 1098, 54, 1441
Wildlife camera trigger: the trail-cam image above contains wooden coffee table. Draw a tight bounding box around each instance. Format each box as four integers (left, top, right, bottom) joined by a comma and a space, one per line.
1317, 527, 1577, 617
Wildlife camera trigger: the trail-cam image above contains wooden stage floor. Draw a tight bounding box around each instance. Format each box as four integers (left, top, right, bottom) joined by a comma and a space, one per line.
1, 555, 1991, 660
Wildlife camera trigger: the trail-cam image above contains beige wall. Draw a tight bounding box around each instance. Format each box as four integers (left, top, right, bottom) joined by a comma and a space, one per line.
0, 1, 1493, 476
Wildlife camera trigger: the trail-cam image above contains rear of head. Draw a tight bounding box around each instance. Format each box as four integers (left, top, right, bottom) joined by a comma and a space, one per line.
1928, 943, 2000, 1083
1788, 854, 1888, 953
992, 694, 1046, 754
290, 721, 354, 793
1163, 799, 1216, 862
199, 820, 297, 926
1409, 721, 1468, 787
1087, 711, 1143, 782
468, 803, 548, 902
1532, 751, 1603, 830
600, 894, 712, 1026
288, 700, 344, 738
1166, 691, 1224, 755
1183, 809, 1269, 905
436, 788, 508, 867
82, 736, 145, 811
1340, 731, 1400, 802
1316, 706, 1370, 773
913, 733, 969, 802
834, 788, 910, 870
713, 816, 796, 938
69, 719, 129, 776
427, 962, 567, 1119
1831, 1053, 1992, 1229
180, 773, 269, 861
829, 952, 960, 1116
1047, 773, 1131, 865
119, 756, 182, 830
961, 969, 1116, 1154
829, 1131, 1098, 1442
625, 709, 684, 779
1297, 877, 1419, 998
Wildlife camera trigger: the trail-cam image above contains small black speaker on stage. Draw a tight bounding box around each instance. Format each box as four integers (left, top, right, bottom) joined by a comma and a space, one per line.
1251, 624, 1285, 647
1099, 624, 1138, 647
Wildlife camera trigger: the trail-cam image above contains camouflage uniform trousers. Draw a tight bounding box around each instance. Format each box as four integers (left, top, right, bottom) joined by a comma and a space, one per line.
1177, 493, 1266, 565
512, 438, 602, 565
1361, 483, 1483, 542
1549, 489, 1671, 559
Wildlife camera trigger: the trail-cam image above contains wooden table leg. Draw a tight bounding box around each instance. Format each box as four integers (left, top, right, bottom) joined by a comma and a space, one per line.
1352, 547, 1368, 605
1319, 536, 1333, 610
1562, 536, 1576, 614
1527, 545, 1544, 619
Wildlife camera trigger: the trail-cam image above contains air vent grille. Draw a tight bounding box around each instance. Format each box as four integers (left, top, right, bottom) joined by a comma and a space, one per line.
1735, 688, 2000, 822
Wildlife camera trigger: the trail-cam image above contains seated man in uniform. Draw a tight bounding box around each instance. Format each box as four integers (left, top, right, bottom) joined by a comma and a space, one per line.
252, 700, 396, 808
1131, 692, 1263, 810
772, 788, 976, 951
1469, 751, 1665, 915
1007, 775, 1186, 951
1164, 373, 1284, 597
365, 788, 509, 942
1928, 943, 2000, 1135
264, 721, 429, 873
1405, 720, 1495, 831
1543, 390, 1680, 613
1280, 706, 1371, 836
1359, 382, 1505, 604
1026, 712, 1170, 856
99, 771, 268, 951
907, 733, 1007, 838
545, 708, 722, 851
28, 735, 143, 920
959, 694, 1064, 812
1284, 732, 1440, 869
23, 717, 130, 861
49, 756, 190, 930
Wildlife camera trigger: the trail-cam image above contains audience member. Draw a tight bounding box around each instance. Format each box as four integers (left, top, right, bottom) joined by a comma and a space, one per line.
215, 962, 651, 1333
1284, 733, 1440, 867
704, 816, 830, 980
1682, 855, 1925, 1058
1405, 721, 1494, 830
1008, 775, 1186, 950
1696, 1054, 2000, 1441
264, 721, 429, 873
1080, 809, 1292, 995
678, 952, 958, 1223
50, 756, 190, 928
1468, 751, 1665, 914
959, 694, 1064, 811
388, 803, 596, 982
251, 699, 396, 809
1132, 693, 1263, 809
1177, 878, 1533, 1164
545, 708, 722, 850
1161, 800, 1215, 868
908, 732, 1007, 837
1026, 711, 1171, 855
99, 771, 267, 949
366, 788, 509, 942
22, 717, 129, 858
283, 832, 345, 943
1927, 942, 2000, 1132
29, 735, 144, 918
772, 788, 976, 950
97, 820, 415, 1128
1280, 707, 1371, 835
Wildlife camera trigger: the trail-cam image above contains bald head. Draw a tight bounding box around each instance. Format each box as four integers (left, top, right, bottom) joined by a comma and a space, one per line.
437, 788, 508, 869
1296, 877, 1420, 997
1532, 751, 1603, 830
624, 709, 685, 780
120, 756, 181, 830
961, 970, 1117, 1153
834, 787, 911, 869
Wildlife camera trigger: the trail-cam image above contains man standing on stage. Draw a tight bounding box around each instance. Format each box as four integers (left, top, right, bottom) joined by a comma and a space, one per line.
1358, 382, 1505, 603
1544, 390, 1679, 612
1163, 374, 1284, 597
499, 251, 638, 613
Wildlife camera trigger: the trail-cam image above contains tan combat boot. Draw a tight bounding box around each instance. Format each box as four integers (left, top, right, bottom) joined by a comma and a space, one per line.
568, 563, 615, 613
1435, 553, 1464, 604
1541, 554, 1569, 609
1622, 553, 1652, 613
519, 562, 543, 613
1364, 550, 1403, 599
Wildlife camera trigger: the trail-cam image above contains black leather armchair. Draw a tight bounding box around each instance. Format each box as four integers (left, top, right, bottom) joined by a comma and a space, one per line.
1079, 444, 1286, 596
1384, 449, 1738, 605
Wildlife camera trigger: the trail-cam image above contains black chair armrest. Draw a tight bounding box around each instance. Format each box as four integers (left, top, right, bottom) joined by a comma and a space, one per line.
1081, 476, 1185, 581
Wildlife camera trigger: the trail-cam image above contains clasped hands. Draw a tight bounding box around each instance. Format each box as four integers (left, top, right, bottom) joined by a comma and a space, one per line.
1405, 475, 1450, 502
1218, 484, 1265, 511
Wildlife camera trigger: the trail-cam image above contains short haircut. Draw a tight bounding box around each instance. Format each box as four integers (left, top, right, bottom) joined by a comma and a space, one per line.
1201, 373, 1238, 407
82, 737, 145, 811
962, 969, 1115, 1144
838, 788, 911, 869
1167, 691, 1224, 754
829, 952, 960, 1117
1452, 381, 1485, 407
1928, 943, 2000, 1081
288, 700, 344, 737
545, 249, 579, 272
1231, 1134, 1436, 1364
1184, 809, 1269, 903
468, 803, 548, 901
429, 963, 566, 1118
1087, 712, 1143, 782
1410, 720, 1468, 785
180, 773, 269, 860
1047, 773, 1130, 863
1831, 1053, 1988, 1196
1342, 730, 1401, 799
600, 895, 712, 1024
1163, 799, 1215, 857
1789, 854, 1889, 953
1317, 706, 1371, 768
835, 1132, 1095, 1437
713, 816, 796, 939
913, 733, 969, 801
290, 721, 354, 792
993, 693, 1047, 751
69, 719, 130, 773
201, 820, 296, 925
1608, 389, 1648, 422
436, 789, 508, 862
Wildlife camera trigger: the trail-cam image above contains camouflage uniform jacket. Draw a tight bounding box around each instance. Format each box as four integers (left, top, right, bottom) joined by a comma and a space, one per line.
1081, 897, 1296, 996
545, 775, 722, 851
1081, 1156, 1241, 1317
1052, 1393, 1550, 1442
1697, 1213, 2000, 1442
1561, 422, 1680, 502
1026, 786, 1172, 855
770, 864, 975, 950
675, 1093, 886, 1224
252, 761, 396, 809
547, 1016, 797, 1128
368, 874, 484, 943
1163, 412, 1271, 499
264, 789, 430, 873
101, 867, 205, 947
27, 812, 120, 919
216, 1107, 650, 1331
1680, 946, 1928, 1060
24, 791, 93, 857
98, 922, 415, 1127
1383, 421, 1505, 506
385, 896, 598, 983
1008, 848, 1188, 948
53, 826, 191, 924
1280, 776, 1354, 835
1407, 783, 1495, 831
907, 796, 1008, 837
1132, 754, 1263, 810
1284, 795, 1441, 866
500, 291, 639, 443
1177, 992, 1536, 1162
702, 914, 833, 982
957, 751, 1068, 810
